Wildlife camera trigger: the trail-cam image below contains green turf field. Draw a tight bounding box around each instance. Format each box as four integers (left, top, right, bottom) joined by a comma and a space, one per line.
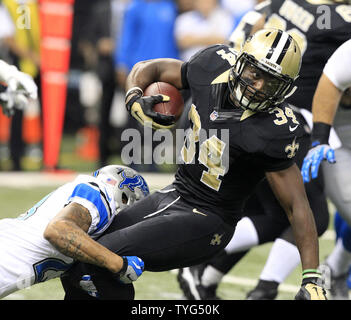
0, 182, 337, 300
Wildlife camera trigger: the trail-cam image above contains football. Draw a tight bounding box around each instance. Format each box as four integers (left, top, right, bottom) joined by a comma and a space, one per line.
144, 82, 184, 121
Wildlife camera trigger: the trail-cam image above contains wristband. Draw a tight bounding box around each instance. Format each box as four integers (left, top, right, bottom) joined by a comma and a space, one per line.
115, 257, 128, 276
125, 87, 143, 102
311, 122, 331, 146
302, 269, 321, 279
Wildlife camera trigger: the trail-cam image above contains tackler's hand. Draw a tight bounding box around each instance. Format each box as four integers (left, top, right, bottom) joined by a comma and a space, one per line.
113, 256, 145, 284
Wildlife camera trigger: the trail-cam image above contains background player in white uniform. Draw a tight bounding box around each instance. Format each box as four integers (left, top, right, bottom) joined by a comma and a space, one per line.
0, 165, 148, 299
302, 39, 351, 298
0, 59, 37, 116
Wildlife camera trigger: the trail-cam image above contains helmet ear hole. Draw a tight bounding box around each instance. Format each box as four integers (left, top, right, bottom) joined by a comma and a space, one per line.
122, 192, 128, 204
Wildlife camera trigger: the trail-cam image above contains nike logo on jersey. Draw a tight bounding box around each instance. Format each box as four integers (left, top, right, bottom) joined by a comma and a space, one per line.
289, 124, 299, 132
192, 208, 207, 216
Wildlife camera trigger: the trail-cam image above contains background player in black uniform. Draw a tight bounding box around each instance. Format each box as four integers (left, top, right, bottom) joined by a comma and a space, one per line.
178, 0, 351, 300
60, 29, 326, 300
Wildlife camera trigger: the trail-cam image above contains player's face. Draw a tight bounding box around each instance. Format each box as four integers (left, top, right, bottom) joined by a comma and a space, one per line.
240, 63, 282, 102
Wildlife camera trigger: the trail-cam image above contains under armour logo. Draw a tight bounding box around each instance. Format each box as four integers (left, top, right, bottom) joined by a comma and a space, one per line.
285, 137, 299, 159
210, 234, 223, 246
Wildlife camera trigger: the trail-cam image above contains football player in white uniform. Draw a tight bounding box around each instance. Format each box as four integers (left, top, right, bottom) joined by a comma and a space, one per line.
302, 39, 351, 299
0, 165, 149, 299
0, 59, 38, 116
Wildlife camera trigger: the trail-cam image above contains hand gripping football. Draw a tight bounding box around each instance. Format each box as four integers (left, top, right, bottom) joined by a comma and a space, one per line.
144, 82, 184, 121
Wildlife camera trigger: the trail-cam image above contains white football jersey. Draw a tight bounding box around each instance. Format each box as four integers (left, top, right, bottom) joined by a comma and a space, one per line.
323, 39, 351, 92
0, 174, 117, 299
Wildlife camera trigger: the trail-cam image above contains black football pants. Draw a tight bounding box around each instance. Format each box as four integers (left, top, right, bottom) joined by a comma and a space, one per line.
61, 186, 235, 299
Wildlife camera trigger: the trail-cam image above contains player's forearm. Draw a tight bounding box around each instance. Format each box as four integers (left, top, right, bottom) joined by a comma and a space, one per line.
288, 202, 320, 270
312, 73, 342, 126
44, 220, 124, 273
266, 165, 319, 270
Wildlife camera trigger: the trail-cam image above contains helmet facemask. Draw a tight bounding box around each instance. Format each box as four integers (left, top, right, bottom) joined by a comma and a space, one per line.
228, 52, 295, 112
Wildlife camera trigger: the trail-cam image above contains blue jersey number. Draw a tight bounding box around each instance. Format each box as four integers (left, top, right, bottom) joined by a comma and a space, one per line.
18, 193, 52, 220
33, 258, 73, 283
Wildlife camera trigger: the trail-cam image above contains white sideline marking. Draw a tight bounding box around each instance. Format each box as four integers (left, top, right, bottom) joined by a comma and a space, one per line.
170, 269, 299, 294
321, 229, 335, 241
222, 274, 299, 293
0, 172, 174, 189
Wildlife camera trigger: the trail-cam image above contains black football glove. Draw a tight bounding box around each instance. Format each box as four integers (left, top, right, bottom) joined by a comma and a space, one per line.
295, 271, 327, 300
126, 91, 175, 130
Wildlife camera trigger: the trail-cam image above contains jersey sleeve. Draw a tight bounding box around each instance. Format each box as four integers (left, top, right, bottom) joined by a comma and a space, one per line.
181, 44, 235, 91
256, 152, 295, 172
323, 39, 351, 92
66, 182, 114, 235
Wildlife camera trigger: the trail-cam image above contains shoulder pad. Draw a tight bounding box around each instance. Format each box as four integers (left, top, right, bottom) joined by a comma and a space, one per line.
186, 45, 237, 86
254, 0, 271, 15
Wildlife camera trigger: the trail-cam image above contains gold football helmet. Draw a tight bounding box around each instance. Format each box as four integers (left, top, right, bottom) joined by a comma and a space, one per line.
228, 28, 302, 112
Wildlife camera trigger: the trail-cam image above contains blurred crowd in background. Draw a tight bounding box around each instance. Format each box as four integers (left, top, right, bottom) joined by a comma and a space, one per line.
0, 0, 264, 172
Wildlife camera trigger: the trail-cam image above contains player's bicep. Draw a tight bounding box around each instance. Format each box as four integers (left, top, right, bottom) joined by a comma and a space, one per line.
127, 58, 184, 91
67, 182, 113, 233
51, 202, 92, 233
156, 59, 184, 89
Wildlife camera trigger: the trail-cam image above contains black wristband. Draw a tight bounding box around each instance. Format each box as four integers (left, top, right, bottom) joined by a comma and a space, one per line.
115, 257, 128, 276
312, 122, 331, 146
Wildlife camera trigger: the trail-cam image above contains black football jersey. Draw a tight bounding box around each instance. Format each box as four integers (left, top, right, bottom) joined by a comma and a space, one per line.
173, 45, 305, 225
266, 0, 351, 110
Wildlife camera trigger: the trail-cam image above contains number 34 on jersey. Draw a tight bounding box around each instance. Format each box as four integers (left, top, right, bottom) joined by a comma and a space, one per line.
181, 104, 229, 192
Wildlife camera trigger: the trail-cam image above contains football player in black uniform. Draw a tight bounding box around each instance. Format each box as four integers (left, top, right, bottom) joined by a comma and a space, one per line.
60, 29, 326, 300
177, 0, 351, 300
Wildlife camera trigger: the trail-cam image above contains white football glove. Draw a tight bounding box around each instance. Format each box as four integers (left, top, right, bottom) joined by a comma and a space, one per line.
79, 275, 100, 298
0, 60, 38, 116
